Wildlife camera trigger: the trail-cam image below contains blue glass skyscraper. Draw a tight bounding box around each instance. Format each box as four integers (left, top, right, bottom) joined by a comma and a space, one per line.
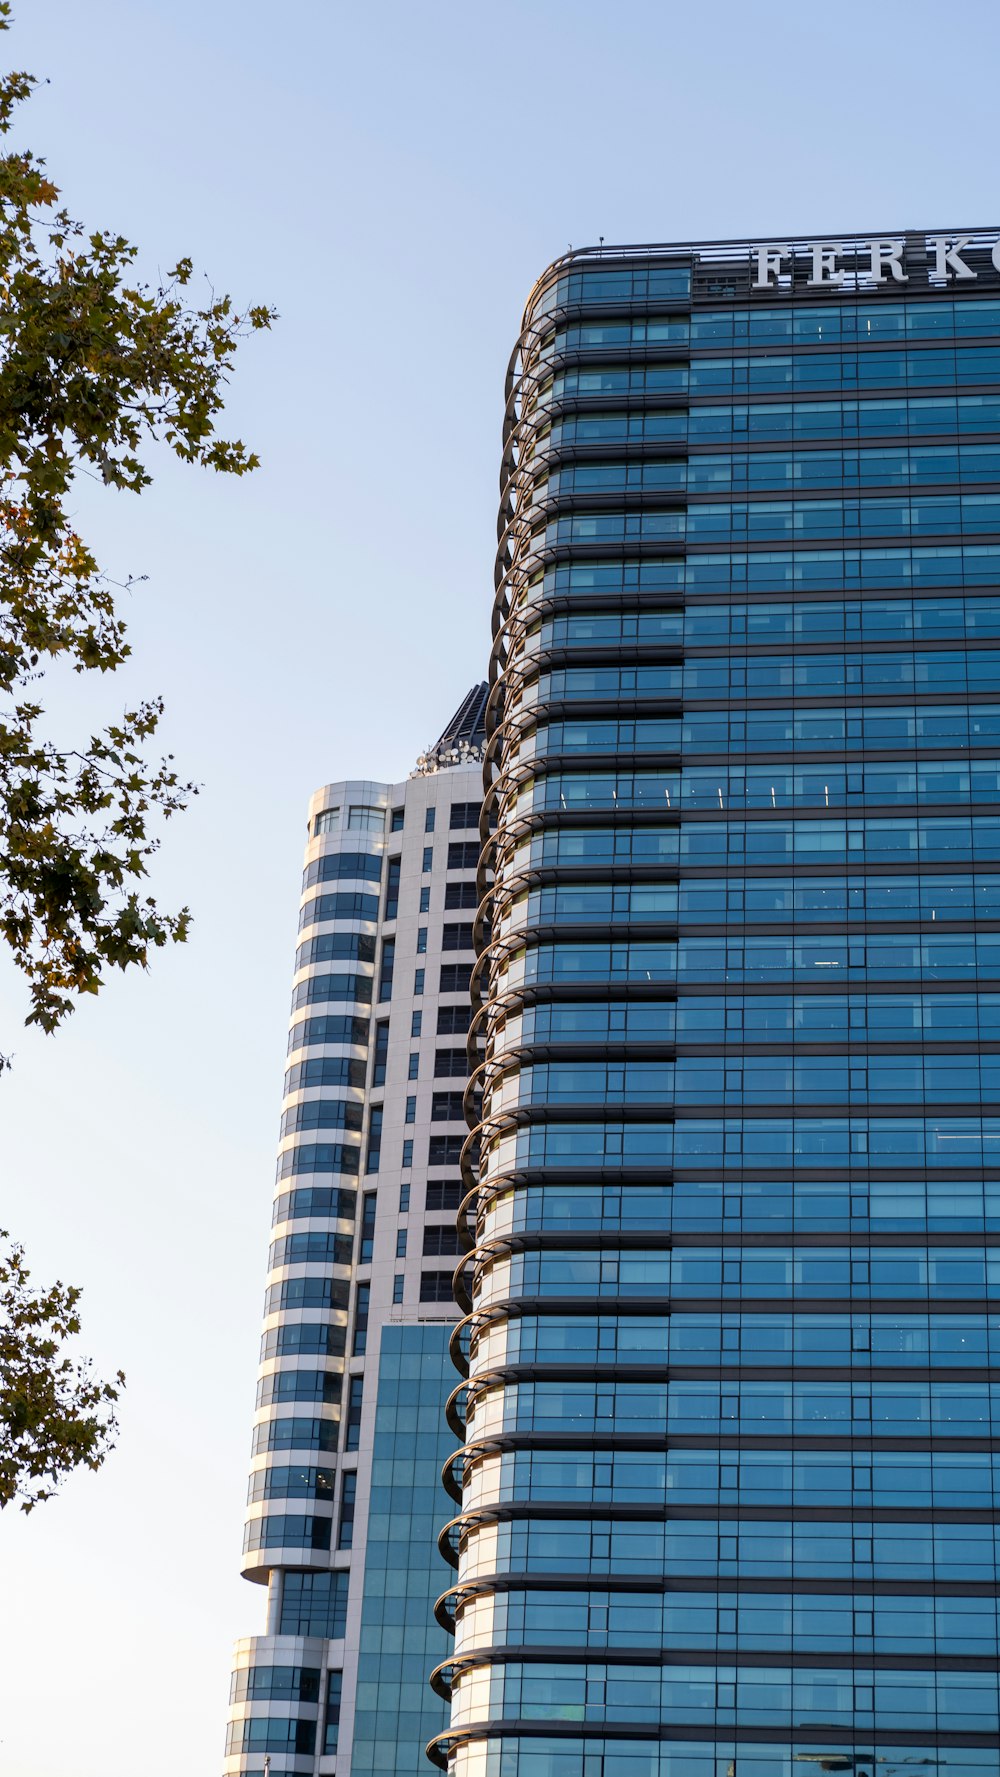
433, 232, 1000, 1777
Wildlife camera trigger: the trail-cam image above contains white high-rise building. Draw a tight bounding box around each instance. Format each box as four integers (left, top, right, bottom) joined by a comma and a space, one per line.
224, 686, 487, 1777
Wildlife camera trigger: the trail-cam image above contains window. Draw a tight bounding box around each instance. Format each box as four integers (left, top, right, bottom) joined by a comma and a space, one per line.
440, 964, 472, 993
288, 1013, 370, 1054
298, 890, 380, 931
291, 973, 373, 1011
251, 1417, 338, 1456
399, 1182, 410, 1211
377, 937, 395, 1001
372, 1021, 389, 1087
390, 807, 404, 832
313, 807, 340, 836
260, 1322, 346, 1360
279, 1101, 363, 1139
271, 1185, 357, 1228
419, 886, 430, 913
226, 1720, 317, 1757
278, 1571, 347, 1639
443, 922, 474, 951
448, 841, 480, 870
384, 857, 401, 921
324, 1670, 343, 1754
296, 931, 376, 971
284, 1057, 366, 1094
392, 1273, 404, 1303
420, 1270, 455, 1302
365, 1106, 382, 1174
396, 1229, 408, 1257
429, 1135, 465, 1166
405, 1095, 416, 1123
432, 1090, 466, 1121
402, 1139, 413, 1168
268, 1231, 353, 1270
416, 926, 428, 954
450, 800, 480, 829
422, 846, 434, 872
246, 1467, 335, 1506
243, 1511, 332, 1551
437, 1005, 470, 1035
265, 1278, 349, 1316
435, 1048, 468, 1078
411, 1011, 423, 1038
445, 881, 478, 910
275, 1143, 361, 1182
414, 968, 425, 994
348, 804, 384, 832
426, 1180, 462, 1210
230, 1665, 322, 1704
423, 1224, 460, 1255
360, 1193, 377, 1262
345, 1376, 363, 1450
425, 807, 436, 833
352, 1283, 370, 1354
408, 1052, 419, 1080
256, 1370, 342, 1409
337, 1472, 356, 1550
303, 851, 383, 891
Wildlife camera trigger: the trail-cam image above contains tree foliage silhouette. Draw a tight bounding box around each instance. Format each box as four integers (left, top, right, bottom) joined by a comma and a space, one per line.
0, 4, 273, 1506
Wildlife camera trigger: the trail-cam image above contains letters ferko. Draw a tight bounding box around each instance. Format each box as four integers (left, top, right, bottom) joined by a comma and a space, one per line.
752, 234, 1000, 288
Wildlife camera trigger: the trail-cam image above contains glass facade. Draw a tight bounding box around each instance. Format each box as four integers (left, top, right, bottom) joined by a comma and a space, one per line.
433, 236, 1000, 1775
351, 1325, 453, 1774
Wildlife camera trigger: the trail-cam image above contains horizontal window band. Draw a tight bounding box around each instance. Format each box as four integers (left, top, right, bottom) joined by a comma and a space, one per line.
489, 1041, 1000, 1058
527, 488, 1000, 527
512, 533, 1000, 576
454, 1430, 1000, 1455
462, 1293, 1000, 1316
509, 580, 1000, 614
429, 1715, 1000, 1750
500, 862, 1000, 886
442, 1570, 1000, 1600
520, 374, 1000, 416
498, 753, 1000, 784
435, 1642, 1000, 1675
442, 1500, 1000, 1526
479, 1161, 1000, 1186
536, 338, 1000, 368
500, 798, 1000, 828
476, 1090, 1000, 1117
483, 974, 1000, 1000
462, 1364, 1000, 1388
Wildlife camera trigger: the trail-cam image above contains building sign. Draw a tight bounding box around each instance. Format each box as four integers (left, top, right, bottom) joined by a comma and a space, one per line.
751, 233, 1000, 289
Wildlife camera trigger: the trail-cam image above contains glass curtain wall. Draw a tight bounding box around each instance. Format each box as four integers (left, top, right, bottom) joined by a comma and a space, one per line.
432, 248, 1000, 1777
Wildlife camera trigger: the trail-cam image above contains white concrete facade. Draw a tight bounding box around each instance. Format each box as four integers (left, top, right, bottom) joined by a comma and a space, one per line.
224, 726, 485, 1776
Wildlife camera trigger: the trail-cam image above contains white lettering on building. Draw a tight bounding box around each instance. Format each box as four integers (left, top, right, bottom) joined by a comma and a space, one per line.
929, 235, 976, 280
745, 231, 1000, 288
752, 245, 789, 289
807, 243, 845, 287
868, 239, 908, 284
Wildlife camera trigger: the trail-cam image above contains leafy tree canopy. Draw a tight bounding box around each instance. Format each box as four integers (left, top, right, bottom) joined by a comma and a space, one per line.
0, 1232, 122, 1510
0, 5, 273, 1509
0, 0, 273, 1041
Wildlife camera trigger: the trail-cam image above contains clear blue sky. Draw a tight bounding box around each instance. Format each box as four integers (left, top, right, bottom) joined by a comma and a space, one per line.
1, 0, 999, 1770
